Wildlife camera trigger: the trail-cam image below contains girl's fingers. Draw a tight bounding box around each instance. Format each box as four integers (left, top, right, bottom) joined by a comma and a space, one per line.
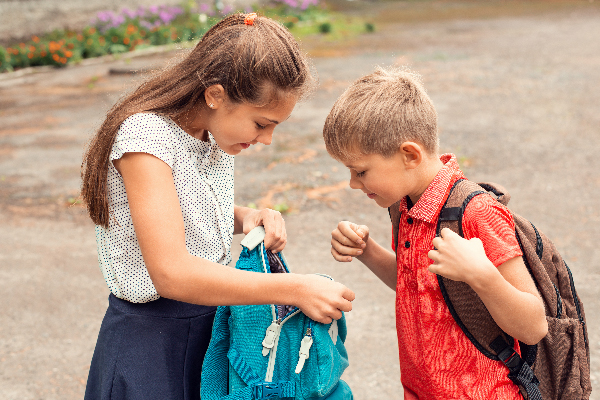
261, 209, 286, 250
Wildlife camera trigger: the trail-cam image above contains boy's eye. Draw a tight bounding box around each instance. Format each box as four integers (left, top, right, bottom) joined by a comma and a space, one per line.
255, 122, 266, 129
356, 171, 366, 178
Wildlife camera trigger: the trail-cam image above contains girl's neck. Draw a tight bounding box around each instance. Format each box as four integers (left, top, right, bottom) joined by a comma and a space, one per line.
172, 107, 210, 142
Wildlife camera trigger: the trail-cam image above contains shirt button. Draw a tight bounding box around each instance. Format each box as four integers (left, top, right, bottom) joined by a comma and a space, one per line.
404, 241, 410, 248
407, 217, 413, 224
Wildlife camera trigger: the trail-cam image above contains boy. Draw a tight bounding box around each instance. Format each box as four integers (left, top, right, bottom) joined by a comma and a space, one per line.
323, 67, 548, 399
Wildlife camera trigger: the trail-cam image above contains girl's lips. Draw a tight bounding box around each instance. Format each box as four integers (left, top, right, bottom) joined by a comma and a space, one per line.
240, 143, 251, 149
367, 193, 377, 199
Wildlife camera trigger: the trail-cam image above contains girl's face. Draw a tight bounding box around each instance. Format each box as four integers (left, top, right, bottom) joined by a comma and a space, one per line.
206, 92, 297, 155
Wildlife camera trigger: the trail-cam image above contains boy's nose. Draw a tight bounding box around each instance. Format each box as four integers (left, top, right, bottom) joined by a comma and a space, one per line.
349, 175, 363, 190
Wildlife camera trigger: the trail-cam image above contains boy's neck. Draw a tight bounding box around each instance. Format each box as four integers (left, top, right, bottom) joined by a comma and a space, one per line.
408, 155, 444, 205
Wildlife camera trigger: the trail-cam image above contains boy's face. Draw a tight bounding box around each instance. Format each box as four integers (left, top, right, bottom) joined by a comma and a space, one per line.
341, 149, 415, 208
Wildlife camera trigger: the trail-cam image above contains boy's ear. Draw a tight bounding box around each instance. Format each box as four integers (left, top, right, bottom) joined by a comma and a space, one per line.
399, 142, 424, 170
204, 84, 226, 109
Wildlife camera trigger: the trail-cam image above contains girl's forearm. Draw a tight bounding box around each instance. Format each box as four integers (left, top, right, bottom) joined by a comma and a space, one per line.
356, 237, 397, 291
151, 252, 303, 306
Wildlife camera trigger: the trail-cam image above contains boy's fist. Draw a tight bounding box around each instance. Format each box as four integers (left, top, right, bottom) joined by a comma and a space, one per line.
331, 221, 369, 262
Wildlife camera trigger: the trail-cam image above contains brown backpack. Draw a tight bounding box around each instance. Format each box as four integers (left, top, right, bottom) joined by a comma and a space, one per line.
388, 179, 591, 400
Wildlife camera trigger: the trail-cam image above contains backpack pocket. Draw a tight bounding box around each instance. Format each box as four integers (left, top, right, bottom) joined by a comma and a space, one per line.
298, 317, 350, 399
534, 316, 590, 400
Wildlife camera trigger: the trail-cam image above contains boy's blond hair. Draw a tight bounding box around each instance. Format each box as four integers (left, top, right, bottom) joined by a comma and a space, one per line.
323, 67, 438, 160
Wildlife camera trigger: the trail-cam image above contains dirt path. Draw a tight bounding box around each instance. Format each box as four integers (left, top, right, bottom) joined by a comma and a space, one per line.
1, 2, 599, 399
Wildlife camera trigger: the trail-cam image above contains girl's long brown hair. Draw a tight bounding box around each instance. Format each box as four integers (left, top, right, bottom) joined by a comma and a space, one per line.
82, 14, 315, 228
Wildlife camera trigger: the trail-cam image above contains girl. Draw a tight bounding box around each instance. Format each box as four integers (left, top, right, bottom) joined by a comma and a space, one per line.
81, 13, 355, 400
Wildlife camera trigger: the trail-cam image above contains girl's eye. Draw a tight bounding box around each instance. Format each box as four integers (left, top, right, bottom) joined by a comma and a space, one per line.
356, 171, 366, 178
255, 122, 266, 130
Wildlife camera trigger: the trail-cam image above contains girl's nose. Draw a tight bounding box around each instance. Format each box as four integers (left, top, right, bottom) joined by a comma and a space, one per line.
256, 130, 274, 146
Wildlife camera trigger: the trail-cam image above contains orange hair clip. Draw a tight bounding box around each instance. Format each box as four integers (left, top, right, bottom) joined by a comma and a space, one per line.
244, 12, 257, 26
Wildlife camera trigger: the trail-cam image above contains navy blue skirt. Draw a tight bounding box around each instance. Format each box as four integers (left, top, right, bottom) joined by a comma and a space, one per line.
85, 294, 216, 400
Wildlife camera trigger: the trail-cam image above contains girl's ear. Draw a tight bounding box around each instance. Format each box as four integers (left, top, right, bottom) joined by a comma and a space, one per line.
204, 84, 226, 109
399, 142, 424, 170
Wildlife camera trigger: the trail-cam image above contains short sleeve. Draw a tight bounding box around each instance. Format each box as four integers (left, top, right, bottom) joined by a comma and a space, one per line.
111, 113, 176, 167
462, 194, 523, 267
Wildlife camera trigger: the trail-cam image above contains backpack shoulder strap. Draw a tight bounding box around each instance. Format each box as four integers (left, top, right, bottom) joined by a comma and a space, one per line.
439, 179, 543, 400
388, 199, 402, 252
436, 179, 513, 359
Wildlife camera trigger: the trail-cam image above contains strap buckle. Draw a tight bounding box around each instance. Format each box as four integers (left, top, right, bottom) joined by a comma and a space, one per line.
252, 381, 285, 399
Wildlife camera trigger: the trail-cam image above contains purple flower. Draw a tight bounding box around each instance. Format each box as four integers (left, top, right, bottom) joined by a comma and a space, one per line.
199, 3, 211, 13
121, 8, 137, 19
221, 4, 234, 15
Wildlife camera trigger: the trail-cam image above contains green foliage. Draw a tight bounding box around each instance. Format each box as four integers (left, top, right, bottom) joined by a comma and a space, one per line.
0, 46, 11, 72
1, 1, 371, 72
318, 22, 332, 33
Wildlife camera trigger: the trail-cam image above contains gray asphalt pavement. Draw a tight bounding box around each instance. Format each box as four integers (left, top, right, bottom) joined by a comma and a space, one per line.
1, 2, 599, 399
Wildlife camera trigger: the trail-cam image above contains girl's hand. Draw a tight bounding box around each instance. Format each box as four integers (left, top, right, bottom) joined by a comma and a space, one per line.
295, 274, 355, 324
331, 221, 369, 262
242, 208, 287, 252
427, 228, 496, 285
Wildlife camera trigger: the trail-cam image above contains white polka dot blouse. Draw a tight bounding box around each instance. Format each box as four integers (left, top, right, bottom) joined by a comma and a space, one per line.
95, 113, 235, 303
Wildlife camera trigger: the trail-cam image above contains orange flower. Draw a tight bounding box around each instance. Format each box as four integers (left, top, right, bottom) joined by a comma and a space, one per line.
52, 54, 60, 61
40, 51, 47, 57
60, 57, 67, 64
77, 34, 84, 41
65, 50, 73, 58
32, 36, 40, 43
89, 27, 96, 34
29, 45, 36, 52
123, 37, 130, 45
98, 37, 106, 45
28, 53, 34, 59
68, 43, 75, 49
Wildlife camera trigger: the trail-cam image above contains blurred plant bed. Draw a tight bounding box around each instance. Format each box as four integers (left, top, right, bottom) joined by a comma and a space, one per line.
0, 0, 374, 73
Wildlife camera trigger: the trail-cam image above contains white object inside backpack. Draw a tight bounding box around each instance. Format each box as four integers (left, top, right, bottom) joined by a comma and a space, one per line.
328, 320, 338, 345
241, 226, 266, 251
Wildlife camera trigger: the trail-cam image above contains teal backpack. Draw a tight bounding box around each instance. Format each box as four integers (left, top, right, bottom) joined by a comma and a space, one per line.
201, 227, 353, 400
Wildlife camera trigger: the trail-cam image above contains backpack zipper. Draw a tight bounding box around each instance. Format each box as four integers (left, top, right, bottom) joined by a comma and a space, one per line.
295, 321, 314, 374
259, 243, 304, 382
263, 309, 302, 382
565, 261, 587, 345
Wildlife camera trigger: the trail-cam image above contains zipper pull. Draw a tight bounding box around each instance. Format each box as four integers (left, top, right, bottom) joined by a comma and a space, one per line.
262, 320, 282, 356
294, 331, 313, 374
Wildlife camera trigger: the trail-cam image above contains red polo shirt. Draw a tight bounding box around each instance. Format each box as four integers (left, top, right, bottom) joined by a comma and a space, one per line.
392, 154, 523, 400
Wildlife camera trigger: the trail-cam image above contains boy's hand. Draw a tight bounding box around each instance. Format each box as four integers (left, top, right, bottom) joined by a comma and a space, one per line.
296, 274, 355, 324
427, 228, 495, 285
331, 221, 369, 262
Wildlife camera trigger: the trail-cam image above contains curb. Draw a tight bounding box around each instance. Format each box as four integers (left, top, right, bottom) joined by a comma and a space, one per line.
0, 40, 198, 83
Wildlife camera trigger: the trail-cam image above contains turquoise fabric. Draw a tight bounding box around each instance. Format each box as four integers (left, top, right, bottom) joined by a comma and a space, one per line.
201, 242, 352, 400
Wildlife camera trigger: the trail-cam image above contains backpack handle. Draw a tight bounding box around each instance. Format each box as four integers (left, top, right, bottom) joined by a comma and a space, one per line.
478, 182, 511, 206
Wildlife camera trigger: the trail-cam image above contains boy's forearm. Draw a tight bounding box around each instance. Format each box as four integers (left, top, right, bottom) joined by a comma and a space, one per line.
356, 237, 397, 290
